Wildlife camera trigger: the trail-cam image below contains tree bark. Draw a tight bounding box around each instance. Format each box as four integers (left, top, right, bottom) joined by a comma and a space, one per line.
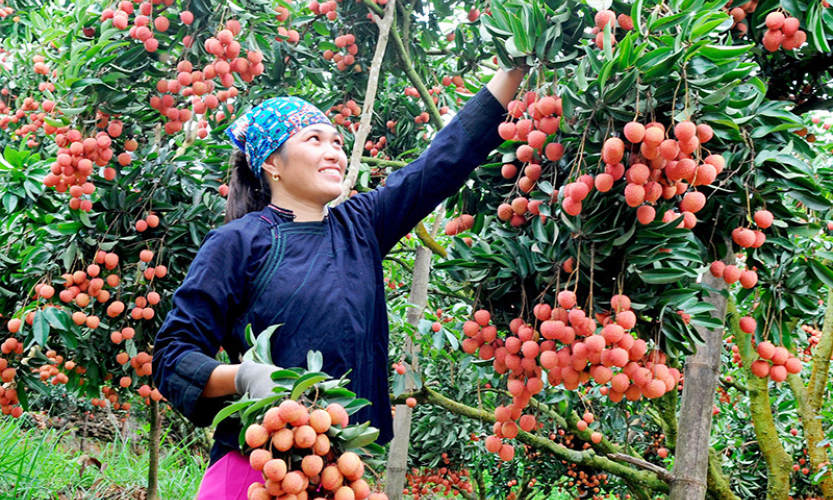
384, 212, 442, 500
706, 447, 741, 500
786, 374, 833, 499
333, 0, 396, 206
727, 298, 792, 500
669, 272, 727, 500
148, 398, 161, 500
808, 289, 833, 413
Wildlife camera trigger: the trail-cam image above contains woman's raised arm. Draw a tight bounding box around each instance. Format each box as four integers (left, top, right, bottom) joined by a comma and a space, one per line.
347, 66, 527, 255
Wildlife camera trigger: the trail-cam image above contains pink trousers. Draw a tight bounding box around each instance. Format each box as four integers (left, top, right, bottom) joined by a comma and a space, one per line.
197, 451, 264, 499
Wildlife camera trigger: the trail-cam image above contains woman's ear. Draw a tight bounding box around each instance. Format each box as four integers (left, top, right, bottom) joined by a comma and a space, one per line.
262, 150, 284, 178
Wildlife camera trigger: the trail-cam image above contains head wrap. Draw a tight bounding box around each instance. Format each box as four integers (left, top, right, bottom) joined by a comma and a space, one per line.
226, 96, 332, 177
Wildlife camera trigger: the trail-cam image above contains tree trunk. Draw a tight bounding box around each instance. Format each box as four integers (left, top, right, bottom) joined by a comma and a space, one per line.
706, 447, 741, 500
669, 272, 727, 500
385, 215, 441, 499
727, 298, 791, 500
147, 398, 161, 500
808, 289, 833, 413
785, 290, 833, 499
786, 374, 833, 498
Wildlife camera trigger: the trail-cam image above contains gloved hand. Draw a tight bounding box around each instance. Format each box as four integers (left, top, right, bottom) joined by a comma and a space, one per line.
234, 360, 282, 399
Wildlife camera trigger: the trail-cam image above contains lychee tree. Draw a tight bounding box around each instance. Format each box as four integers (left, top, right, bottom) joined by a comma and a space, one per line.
1, 0, 833, 499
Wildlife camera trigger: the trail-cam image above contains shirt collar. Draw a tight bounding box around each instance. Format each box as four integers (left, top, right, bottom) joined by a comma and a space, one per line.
267, 203, 296, 220
265, 203, 329, 223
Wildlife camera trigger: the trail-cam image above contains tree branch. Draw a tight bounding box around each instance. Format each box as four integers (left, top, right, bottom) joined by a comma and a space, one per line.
608, 453, 674, 483
719, 377, 748, 393
706, 447, 741, 500
361, 156, 408, 169
415, 222, 446, 257
383, 255, 413, 273
786, 373, 833, 499
361, 0, 442, 128
395, 387, 671, 493
334, 0, 396, 206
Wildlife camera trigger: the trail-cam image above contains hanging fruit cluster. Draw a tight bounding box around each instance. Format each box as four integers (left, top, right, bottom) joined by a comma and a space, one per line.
462, 297, 682, 460
150, 20, 264, 133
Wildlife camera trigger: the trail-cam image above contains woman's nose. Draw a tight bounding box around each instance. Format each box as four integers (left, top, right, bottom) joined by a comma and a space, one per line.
323, 142, 341, 159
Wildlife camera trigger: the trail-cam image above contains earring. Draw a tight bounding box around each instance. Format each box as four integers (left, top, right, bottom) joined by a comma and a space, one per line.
272, 173, 280, 182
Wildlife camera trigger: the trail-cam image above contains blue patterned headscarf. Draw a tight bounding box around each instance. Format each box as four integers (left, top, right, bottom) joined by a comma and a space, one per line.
226, 97, 332, 177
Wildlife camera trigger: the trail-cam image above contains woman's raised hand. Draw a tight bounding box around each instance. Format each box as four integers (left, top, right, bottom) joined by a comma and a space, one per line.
486, 67, 529, 109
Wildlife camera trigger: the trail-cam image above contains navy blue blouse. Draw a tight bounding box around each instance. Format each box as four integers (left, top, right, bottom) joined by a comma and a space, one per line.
152, 86, 507, 466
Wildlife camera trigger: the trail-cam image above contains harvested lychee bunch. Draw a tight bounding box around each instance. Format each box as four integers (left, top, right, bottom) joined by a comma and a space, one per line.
244, 398, 389, 500
219, 351, 388, 500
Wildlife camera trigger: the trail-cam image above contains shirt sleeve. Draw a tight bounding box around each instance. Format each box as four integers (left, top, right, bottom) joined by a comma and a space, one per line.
366, 86, 507, 255
151, 223, 253, 427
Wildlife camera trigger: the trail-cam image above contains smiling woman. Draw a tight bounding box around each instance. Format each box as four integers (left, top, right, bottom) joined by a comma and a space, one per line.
151, 67, 526, 500
260, 124, 348, 219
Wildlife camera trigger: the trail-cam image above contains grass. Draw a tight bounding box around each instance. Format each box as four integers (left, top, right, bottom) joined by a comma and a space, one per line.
0, 415, 207, 500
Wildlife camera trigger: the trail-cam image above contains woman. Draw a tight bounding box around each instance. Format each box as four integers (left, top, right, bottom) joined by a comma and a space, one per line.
151, 67, 526, 498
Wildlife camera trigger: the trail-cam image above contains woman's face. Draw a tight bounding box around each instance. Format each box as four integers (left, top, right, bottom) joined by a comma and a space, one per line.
264, 124, 348, 207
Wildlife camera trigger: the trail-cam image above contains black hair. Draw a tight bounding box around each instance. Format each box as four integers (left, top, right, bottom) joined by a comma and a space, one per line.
224, 146, 286, 223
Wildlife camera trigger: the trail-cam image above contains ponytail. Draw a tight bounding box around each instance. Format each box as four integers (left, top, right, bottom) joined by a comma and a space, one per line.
224, 149, 273, 223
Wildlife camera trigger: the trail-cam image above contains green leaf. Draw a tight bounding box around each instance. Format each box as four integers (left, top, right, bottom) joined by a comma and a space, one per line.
245, 324, 256, 348
212, 399, 256, 427
32, 311, 49, 346
531, 216, 548, 243
602, 23, 614, 61
290, 372, 329, 400
648, 11, 688, 32
255, 324, 281, 365
809, 260, 833, 288
271, 369, 301, 381
42, 308, 71, 332
631, 0, 646, 35
603, 69, 638, 104
17, 385, 28, 411
639, 267, 695, 284
613, 223, 636, 246
808, 2, 832, 52
689, 315, 724, 330
786, 191, 831, 210
62, 242, 77, 272
690, 13, 731, 41
342, 428, 380, 449
242, 393, 285, 419
700, 81, 737, 106
313, 21, 330, 37
698, 44, 753, 61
